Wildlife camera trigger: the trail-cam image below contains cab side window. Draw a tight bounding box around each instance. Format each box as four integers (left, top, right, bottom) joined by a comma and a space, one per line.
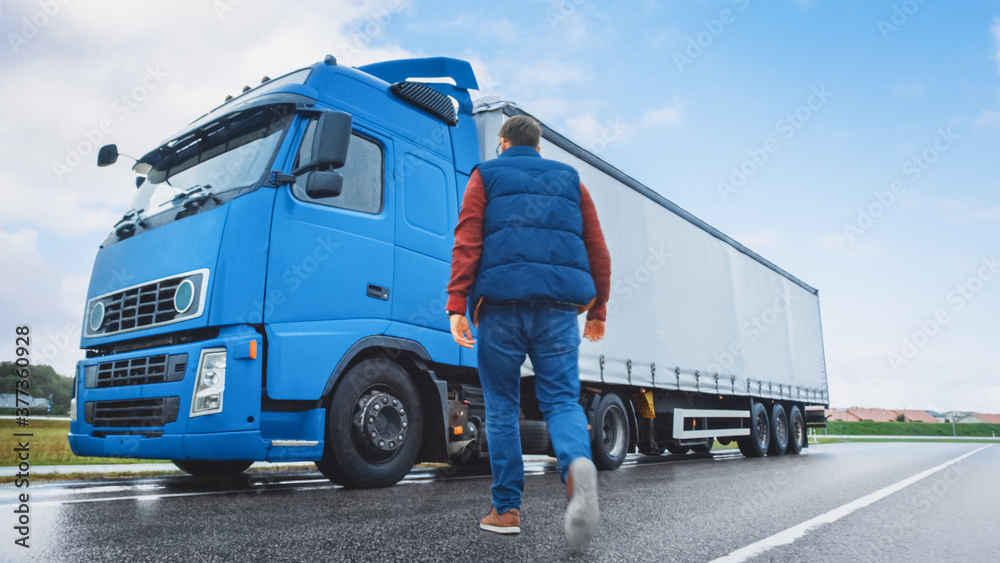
293, 123, 384, 214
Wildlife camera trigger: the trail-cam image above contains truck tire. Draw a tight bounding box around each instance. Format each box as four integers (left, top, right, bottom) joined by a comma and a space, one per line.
591, 393, 628, 470
519, 419, 552, 455
316, 358, 424, 488
787, 405, 805, 455
665, 444, 690, 455
172, 459, 252, 477
768, 403, 789, 456
737, 401, 770, 458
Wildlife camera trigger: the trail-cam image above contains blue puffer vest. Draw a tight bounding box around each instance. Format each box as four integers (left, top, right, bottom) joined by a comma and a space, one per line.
470, 145, 597, 308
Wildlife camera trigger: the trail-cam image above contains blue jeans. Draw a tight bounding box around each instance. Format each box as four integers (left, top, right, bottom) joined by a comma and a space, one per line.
477, 301, 593, 514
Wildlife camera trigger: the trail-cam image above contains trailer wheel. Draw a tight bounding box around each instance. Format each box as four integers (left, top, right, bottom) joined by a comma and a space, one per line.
665, 444, 690, 455
316, 358, 424, 488
768, 404, 789, 456
172, 459, 252, 477
591, 393, 628, 470
787, 405, 805, 455
737, 401, 769, 458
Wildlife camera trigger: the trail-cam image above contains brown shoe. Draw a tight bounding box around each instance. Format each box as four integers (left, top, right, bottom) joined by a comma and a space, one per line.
479, 506, 521, 534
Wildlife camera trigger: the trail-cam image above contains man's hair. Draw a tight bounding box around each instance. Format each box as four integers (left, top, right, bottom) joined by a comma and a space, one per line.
499, 115, 542, 147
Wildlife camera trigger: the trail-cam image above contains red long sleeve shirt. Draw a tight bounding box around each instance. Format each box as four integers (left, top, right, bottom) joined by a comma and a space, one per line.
447, 169, 611, 322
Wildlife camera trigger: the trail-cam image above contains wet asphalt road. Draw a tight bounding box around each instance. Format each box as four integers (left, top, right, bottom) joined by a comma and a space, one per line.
1, 442, 997, 563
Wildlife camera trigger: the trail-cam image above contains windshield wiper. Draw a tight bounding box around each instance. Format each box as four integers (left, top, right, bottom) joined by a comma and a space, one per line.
169, 184, 220, 209
114, 208, 148, 240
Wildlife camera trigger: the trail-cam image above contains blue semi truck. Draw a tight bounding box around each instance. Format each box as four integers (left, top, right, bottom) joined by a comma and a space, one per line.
71, 56, 829, 487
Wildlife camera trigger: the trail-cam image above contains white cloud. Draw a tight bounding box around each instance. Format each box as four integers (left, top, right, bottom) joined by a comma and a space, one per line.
641, 101, 683, 127
0, 0, 422, 236
969, 206, 1000, 220
973, 110, 1000, 126
562, 112, 630, 154
0, 228, 85, 376
819, 232, 886, 259
648, 28, 681, 50
0, 0, 423, 377
893, 80, 924, 99
517, 60, 591, 88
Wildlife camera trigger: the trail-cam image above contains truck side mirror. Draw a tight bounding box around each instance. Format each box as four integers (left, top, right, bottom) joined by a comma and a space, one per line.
304, 170, 344, 199
97, 144, 119, 167
311, 111, 352, 169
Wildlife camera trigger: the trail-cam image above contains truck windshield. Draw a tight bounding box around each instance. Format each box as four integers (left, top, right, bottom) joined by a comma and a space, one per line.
127, 104, 295, 218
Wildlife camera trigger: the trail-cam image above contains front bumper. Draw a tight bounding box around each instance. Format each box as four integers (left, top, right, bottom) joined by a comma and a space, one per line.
69, 325, 273, 461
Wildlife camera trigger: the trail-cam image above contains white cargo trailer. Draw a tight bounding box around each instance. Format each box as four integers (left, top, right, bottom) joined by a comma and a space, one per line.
472, 100, 829, 465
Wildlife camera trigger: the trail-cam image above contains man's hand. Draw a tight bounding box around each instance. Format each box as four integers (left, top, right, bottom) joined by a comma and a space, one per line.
450, 314, 476, 348
583, 319, 605, 342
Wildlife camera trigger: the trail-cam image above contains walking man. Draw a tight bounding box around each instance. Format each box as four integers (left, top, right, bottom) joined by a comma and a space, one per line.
446, 115, 611, 548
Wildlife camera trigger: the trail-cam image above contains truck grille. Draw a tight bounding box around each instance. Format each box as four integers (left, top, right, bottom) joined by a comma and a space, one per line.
89, 353, 188, 389
104, 279, 183, 333
85, 269, 208, 338
85, 397, 180, 428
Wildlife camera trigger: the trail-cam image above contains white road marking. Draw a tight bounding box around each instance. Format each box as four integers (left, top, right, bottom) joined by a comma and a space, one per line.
710, 444, 994, 563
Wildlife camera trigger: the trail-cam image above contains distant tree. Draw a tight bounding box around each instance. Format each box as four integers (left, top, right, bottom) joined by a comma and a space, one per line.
895, 413, 906, 422
0, 362, 73, 416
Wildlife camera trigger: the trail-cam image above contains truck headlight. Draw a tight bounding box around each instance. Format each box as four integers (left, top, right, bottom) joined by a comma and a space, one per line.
191, 348, 226, 417
89, 301, 105, 332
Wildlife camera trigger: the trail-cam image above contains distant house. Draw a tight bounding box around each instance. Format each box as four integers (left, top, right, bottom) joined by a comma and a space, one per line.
826, 408, 998, 424
825, 407, 940, 423
826, 408, 859, 422
847, 408, 900, 422
972, 413, 1000, 424
947, 411, 977, 424
898, 410, 939, 423
950, 412, 1000, 424
0, 393, 51, 409
925, 410, 947, 423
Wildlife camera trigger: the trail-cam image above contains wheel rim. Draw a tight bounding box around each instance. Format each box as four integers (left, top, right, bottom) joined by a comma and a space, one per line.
776, 415, 788, 445
755, 411, 769, 447
793, 416, 804, 446
602, 405, 627, 458
351, 386, 409, 462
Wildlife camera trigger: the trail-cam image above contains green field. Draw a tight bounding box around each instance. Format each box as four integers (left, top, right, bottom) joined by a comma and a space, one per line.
1, 418, 172, 467
823, 420, 1000, 437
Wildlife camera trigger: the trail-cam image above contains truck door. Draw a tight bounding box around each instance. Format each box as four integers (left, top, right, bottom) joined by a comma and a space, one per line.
263, 122, 395, 398
389, 138, 458, 362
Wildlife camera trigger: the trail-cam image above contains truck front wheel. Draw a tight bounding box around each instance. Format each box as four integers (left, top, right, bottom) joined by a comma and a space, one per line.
316, 358, 424, 488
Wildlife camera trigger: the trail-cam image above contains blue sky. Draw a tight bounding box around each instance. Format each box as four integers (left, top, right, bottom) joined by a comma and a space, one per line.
1, 0, 997, 413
